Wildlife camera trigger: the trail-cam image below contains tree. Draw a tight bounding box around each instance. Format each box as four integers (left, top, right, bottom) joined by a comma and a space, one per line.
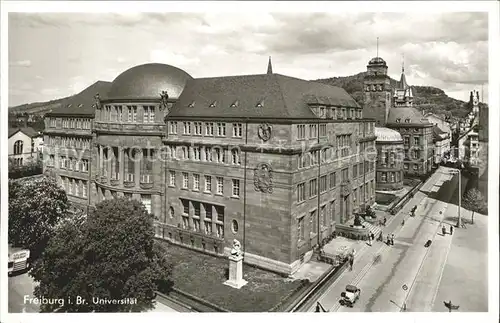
462, 188, 486, 224
8, 176, 69, 260
31, 197, 173, 312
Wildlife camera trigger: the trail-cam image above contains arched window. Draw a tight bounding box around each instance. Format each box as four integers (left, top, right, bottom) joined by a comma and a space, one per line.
169, 207, 174, 220
13, 140, 23, 155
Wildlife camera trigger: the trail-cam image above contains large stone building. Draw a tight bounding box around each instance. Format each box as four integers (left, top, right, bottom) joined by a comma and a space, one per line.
363, 57, 434, 176
43, 61, 377, 274
374, 127, 404, 191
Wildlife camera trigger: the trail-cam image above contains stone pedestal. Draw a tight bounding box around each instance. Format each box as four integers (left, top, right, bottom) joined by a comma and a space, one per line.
223, 254, 247, 289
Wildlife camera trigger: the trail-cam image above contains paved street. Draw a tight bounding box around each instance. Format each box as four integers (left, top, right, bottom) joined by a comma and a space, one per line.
307, 166, 466, 312
8, 271, 39, 313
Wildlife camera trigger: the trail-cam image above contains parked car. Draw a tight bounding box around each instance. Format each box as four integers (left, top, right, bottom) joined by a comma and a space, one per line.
339, 284, 361, 307
8, 245, 30, 276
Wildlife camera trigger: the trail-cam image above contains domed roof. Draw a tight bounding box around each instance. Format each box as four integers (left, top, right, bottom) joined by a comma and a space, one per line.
107, 63, 193, 100
368, 57, 387, 65
375, 127, 403, 142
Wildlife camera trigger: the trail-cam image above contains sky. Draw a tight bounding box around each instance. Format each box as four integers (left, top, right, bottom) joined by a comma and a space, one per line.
8, 10, 489, 107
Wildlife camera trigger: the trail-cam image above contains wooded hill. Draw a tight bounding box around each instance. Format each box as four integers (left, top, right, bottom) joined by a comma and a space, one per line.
314, 72, 481, 119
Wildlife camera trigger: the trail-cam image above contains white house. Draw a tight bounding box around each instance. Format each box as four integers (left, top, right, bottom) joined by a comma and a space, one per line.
8, 127, 43, 166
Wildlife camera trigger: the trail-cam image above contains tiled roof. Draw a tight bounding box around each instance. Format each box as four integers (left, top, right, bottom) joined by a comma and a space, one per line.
9, 127, 41, 138
387, 107, 432, 126
47, 81, 112, 117
169, 73, 359, 119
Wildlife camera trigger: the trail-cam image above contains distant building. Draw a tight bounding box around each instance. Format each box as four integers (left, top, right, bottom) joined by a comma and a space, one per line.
432, 125, 451, 164
374, 127, 404, 191
363, 56, 434, 176
457, 90, 481, 167
8, 127, 43, 166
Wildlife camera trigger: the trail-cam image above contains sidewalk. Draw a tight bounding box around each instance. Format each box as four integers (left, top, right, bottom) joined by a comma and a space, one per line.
307, 168, 446, 312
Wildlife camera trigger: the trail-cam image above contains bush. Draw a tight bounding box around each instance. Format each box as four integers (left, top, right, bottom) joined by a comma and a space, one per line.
8, 157, 43, 179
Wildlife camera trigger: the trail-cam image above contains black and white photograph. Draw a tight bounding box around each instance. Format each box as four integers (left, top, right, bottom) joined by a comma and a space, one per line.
1, 1, 499, 321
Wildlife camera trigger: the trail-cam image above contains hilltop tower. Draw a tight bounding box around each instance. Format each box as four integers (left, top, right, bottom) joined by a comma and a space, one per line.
470, 90, 480, 115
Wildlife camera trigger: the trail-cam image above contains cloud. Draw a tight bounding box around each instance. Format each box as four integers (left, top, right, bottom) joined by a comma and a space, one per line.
9, 60, 31, 67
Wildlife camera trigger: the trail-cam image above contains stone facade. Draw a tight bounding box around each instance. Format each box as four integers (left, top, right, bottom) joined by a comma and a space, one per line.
43, 62, 377, 275
374, 127, 404, 191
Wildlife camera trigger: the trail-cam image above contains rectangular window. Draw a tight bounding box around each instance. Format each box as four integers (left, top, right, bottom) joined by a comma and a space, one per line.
404, 136, 409, 146
215, 206, 224, 238
193, 174, 200, 191
141, 195, 152, 214
216, 177, 224, 195
205, 147, 212, 162
232, 123, 242, 137
319, 124, 327, 137
297, 124, 306, 139
342, 168, 349, 182
321, 205, 327, 226
194, 122, 202, 135
68, 179, 73, 195
170, 122, 178, 134
217, 123, 226, 136
310, 210, 317, 234
183, 122, 192, 135
182, 172, 189, 189
204, 175, 212, 192
232, 179, 240, 197
169, 171, 176, 187
204, 204, 212, 234
214, 148, 223, 163
353, 164, 358, 178
298, 216, 305, 242
320, 175, 327, 193
329, 172, 336, 189
82, 181, 87, 197
231, 149, 240, 165
182, 199, 189, 215
309, 178, 317, 198
414, 137, 420, 146
205, 122, 214, 136
329, 201, 335, 224
116, 106, 123, 122
193, 147, 201, 161
309, 124, 317, 139
297, 182, 306, 202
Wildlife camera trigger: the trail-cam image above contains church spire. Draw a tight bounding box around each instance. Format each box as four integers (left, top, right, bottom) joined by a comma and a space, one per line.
402, 53, 405, 73
267, 56, 273, 74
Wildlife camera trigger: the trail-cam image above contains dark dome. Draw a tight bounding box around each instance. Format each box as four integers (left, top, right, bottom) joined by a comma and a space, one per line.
368, 57, 387, 65
107, 63, 193, 100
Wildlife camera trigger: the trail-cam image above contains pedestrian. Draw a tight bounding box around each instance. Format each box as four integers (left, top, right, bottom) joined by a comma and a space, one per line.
378, 231, 383, 242
349, 255, 354, 271
368, 234, 372, 246
442, 225, 446, 235
383, 217, 387, 226
401, 219, 405, 226
387, 234, 391, 246
450, 225, 453, 235
391, 234, 395, 245
371, 232, 375, 241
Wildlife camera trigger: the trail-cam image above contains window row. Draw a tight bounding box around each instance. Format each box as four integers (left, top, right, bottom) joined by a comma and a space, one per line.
169, 171, 240, 197
60, 176, 88, 198
180, 199, 225, 238
403, 136, 421, 146
166, 146, 241, 165
101, 105, 156, 124
378, 171, 403, 183
46, 136, 91, 149
50, 118, 91, 130
314, 106, 363, 120
58, 156, 89, 172
403, 163, 422, 171
169, 122, 243, 138
297, 200, 336, 242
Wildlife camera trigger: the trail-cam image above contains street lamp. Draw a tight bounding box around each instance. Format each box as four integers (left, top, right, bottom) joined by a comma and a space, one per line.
450, 168, 462, 228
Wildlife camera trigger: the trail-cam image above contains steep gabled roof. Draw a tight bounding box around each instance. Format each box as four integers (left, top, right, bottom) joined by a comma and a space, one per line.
9, 127, 41, 138
169, 73, 359, 119
47, 81, 112, 117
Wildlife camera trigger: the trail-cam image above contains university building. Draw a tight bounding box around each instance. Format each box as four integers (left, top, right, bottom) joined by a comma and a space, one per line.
363, 56, 434, 177
43, 61, 376, 274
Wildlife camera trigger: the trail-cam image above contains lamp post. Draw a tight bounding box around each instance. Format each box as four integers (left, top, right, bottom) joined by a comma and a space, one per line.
450, 168, 462, 228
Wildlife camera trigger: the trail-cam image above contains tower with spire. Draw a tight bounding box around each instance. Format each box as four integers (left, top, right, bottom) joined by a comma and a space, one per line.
363, 37, 393, 125
393, 54, 413, 108
267, 56, 273, 75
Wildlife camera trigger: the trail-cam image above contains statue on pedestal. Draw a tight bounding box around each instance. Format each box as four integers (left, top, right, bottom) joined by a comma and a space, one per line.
230, 239, 242, 257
